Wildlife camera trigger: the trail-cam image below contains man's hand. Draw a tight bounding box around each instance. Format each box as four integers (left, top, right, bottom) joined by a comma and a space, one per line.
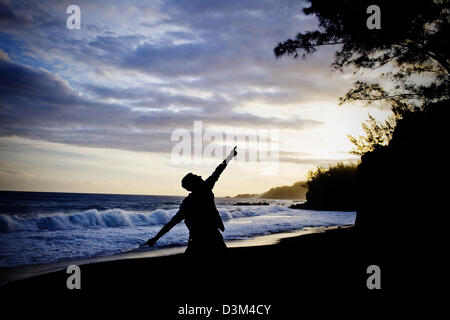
226, 146, 237, 163
231, 146, 237, 157
147, 237, 157, 246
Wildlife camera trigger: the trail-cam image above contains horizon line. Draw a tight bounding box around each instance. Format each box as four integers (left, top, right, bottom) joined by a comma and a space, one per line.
0, 189, 240, 198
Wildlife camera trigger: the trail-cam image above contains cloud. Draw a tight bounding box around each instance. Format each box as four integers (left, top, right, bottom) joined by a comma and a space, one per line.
0, 48, 9, 61
0, 59, 321, 153
0, 0, 349, 98
0, 0, 360, 159
0, 0, 369, 195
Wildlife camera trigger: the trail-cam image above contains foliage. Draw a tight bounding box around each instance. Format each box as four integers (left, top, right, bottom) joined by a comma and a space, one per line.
304, 162, 358, 210
347, 114, 395, 155
275, 0, 450, 155
355, 99, 450, 234
275, 0, 449, 107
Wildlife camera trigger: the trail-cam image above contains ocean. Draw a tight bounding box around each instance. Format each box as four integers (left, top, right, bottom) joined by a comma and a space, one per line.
0, 191, 356, 267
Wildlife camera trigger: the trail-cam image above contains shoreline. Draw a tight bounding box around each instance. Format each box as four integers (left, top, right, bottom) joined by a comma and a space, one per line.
1, 223, 380, 318
0, 225, 350, 286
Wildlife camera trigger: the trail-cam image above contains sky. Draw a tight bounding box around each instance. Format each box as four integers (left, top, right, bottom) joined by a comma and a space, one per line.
0, 0, 391, 196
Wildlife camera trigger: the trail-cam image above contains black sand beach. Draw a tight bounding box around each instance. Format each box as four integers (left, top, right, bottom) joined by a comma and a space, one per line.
0, 226, 394, 317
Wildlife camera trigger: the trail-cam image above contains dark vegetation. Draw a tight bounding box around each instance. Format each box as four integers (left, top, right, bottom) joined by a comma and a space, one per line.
275, 0, 449, 291
275, 0, 449, 107
276, 0, 449, 218
290, 162, 358, 211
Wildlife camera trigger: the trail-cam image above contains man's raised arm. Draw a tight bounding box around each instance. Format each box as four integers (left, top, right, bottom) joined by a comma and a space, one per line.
204, 146, 237, 189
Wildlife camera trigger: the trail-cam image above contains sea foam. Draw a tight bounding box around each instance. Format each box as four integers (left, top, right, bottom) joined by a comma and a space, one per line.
0, 205, 356, 267
0, 204, 294, 233
0, 208, 175, 232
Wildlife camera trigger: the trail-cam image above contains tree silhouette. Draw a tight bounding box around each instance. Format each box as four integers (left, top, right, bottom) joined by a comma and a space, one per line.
275, 0, 449, 108
304, 162, 358, 210
347, 114, 395, 155
275, 0, 450, 293
275, 0, 449, 155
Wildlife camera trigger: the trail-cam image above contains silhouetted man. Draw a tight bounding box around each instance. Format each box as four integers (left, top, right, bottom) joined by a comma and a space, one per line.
147, 147, 237, 257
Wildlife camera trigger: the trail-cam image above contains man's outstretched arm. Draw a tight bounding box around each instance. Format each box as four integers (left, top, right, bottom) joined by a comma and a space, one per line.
204, 146, 237, 189
147, 210, 184, 246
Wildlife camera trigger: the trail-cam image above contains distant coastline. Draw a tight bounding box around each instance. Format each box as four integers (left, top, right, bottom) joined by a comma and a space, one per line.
233, 181, 307, 200
233, 162, 358, 211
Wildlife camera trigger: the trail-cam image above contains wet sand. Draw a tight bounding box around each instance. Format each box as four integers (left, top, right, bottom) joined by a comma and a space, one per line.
0, 226, 336, 285
0, 225, 391, 317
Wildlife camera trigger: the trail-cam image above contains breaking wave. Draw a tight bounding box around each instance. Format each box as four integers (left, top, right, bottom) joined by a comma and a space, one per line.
0, 205, 295, 233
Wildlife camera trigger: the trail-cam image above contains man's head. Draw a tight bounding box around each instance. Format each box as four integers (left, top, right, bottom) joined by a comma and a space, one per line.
181, 173, 204, 191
